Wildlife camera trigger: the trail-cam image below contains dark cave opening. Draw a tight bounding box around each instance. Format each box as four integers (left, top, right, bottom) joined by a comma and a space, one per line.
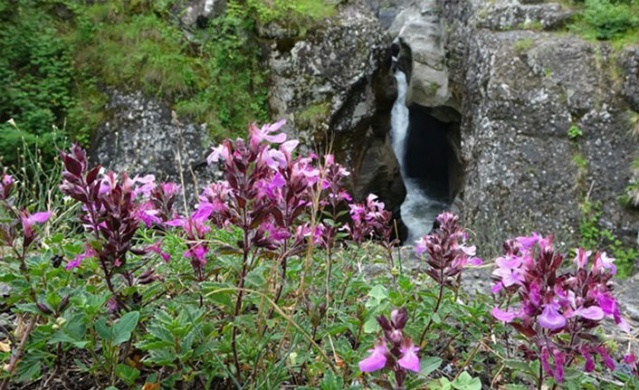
404, 105, 462, 203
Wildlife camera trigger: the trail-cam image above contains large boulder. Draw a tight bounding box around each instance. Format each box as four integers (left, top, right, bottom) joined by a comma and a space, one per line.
264, 0, 406, 209
90, 89, 216, 202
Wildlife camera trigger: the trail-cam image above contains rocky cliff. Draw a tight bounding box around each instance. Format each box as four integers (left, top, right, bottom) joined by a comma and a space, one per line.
263, 0, 406, 211
376, 0, 639, 255
89, 0, 639, 260
91, 0, 406, 213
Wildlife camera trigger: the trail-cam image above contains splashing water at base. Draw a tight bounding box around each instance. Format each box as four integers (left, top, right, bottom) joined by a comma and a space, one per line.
391, 71, 448, 243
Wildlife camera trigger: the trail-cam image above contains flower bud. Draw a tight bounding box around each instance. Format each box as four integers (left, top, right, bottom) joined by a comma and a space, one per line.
36, 302, 53, 315
391, 307, 408, 330
58, 295, 70, 312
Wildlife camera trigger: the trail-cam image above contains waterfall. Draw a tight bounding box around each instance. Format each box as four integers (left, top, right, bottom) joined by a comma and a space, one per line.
391, 71, 448, 243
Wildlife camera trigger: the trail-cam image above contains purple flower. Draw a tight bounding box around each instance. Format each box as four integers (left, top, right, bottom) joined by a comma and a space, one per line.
358, 342, 389, 372
21, 211, 52, 230
66, 245, 97, 270
398, 342, 420, 373
249, 119, 287, 150
553, 350, 565, 382
538, 303, 566, 330
491, 307, 519, 323
572, 306, 604, 321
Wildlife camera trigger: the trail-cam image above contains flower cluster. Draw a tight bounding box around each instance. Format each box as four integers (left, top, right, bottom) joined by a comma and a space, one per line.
59, 145, 168, 306
0, 172, 52, 252
414, 212, 482, 288
0, 171, 13, 201
345, 194, 394, 245
359, 308, 420, 387
196, 120, 353, 265
491, 233, 630, 382
138, 182, 181, 227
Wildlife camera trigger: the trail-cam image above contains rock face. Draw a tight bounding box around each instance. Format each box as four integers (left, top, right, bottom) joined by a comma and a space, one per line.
177, 0, 226, 29
435, 0, 639, 249
368, 0, 639, 255
90, 90, 216, 201
89, 0, 406, 213
264, 0, 406, 210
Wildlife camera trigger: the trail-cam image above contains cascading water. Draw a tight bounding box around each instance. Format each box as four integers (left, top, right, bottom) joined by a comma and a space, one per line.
391, 70, 448, 243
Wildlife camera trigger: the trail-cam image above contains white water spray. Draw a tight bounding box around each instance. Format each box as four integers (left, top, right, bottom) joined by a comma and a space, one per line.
390, 71, 448, 243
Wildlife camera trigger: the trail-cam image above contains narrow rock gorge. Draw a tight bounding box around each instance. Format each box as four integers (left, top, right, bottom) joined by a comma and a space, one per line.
91, 0, 639, 256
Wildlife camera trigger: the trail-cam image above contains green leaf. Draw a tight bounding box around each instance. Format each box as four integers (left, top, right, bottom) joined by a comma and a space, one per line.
367, 285, 388, 302
504, 359, 537, 378
115, 364, 140, 385
363, 317, 379, 333
452, 371, 481, 390
420, 356, 442, 377
113, 311, 140, 345
94, 317, 111, 342
244, 268, 267, 288
320, 369, 344, 390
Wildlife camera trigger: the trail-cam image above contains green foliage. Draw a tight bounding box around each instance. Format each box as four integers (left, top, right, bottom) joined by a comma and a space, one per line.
244, 0, 335, 27
582, 0, 639, 39
0, 1, 73, 168
513, 38, 534, 54
568, 124, 584, 140
579, 199, 638, 277
569, 0, 639, 41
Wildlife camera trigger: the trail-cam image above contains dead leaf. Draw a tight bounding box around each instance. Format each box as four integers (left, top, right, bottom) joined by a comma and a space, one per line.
142, 383, 160, 390
0, 340, 10, 353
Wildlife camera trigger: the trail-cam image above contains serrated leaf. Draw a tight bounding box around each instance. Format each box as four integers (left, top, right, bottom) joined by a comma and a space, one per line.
115, 363, 140, 385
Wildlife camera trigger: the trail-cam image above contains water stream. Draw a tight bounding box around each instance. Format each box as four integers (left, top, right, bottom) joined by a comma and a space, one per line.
391, 71, 448, 243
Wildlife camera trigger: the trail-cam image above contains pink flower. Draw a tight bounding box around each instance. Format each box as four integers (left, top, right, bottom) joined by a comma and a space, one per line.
66, 245, 97, 270
398, 342, 420, 373
249, 119, 287, 150
207, 143, 231, 165
574, 248, 591, 269
21, 211, 52, 230
414, 237, 427, 255
491, 307, 519, 322
146, 241, 170, 263
358, 342, 389, 372
624, 353, 637, 365
185, 245, 208, 265
572, 306, 604, 321
592, 252, 616, 275
0, 172, 13, 200
538, 303, 566, 330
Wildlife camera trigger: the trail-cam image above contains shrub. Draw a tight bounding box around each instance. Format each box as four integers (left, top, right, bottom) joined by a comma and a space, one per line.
0, 1, 74, 168
581, 0, 639, 39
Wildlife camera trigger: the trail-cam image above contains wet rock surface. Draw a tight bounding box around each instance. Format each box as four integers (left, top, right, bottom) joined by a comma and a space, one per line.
264, 0, 406, 210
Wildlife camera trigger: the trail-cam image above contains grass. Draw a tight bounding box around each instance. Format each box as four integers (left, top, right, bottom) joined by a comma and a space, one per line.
513, 38, 535, 55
